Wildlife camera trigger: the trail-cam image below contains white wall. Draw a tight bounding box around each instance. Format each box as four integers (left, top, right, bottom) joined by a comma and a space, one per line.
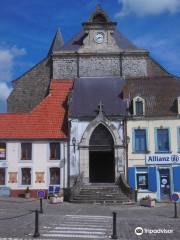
1, 141, 68, 190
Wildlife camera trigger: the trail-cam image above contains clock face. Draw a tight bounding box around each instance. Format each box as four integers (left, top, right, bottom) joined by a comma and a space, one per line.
95, 33, 104, 44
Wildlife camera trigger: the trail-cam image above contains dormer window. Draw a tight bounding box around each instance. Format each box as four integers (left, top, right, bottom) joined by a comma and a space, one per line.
177, 97, 180, 114
133, 96, 145, 116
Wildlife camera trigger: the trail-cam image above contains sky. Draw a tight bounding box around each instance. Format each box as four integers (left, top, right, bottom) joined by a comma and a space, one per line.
0, 0, 180, 112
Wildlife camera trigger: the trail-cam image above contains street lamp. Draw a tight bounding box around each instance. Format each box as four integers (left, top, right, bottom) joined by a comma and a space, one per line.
72, 137, 76, 153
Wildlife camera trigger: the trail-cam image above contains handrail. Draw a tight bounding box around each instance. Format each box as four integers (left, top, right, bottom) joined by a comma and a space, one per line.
70, 172, 84, 200
117, 173, 135, 200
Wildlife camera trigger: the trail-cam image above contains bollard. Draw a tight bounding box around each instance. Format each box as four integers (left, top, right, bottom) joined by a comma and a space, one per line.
39, 198, 43, 214
33, 210, 40, 238
111, 212, 118, 239
174, 202, 178, 218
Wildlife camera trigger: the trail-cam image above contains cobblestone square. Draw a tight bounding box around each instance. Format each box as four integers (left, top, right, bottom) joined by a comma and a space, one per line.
0, 198, 180, 240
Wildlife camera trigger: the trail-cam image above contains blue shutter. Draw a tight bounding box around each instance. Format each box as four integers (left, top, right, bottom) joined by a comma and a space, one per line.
128, 167, 136, 189
148, 167, 157, 192
173, 167, 180, 192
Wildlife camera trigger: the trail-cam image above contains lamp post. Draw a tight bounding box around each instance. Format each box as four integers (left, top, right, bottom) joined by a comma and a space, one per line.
72, 137, 76, 153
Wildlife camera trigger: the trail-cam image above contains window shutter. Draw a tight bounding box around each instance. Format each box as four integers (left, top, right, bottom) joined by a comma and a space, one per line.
128, 167, 136, 189
148, 167, 157, 192
173, 166, 180, 192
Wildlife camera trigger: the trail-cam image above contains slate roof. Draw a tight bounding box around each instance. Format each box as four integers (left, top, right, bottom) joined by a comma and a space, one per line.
127, 76, 180, 117
69, 77, 127, 118
0, 80, 73, 139
48, 29, 64, 54
59, 29, 137, 52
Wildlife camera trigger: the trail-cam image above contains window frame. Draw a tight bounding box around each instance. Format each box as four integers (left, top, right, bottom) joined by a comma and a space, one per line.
177, 127, 180, 153
133, 96, 145, 116
132, 128, 148, 153
21, 142, 32, 161
136, 167, 149, 191
155, 128, 171, 153
0, 142, 6, 160
135, 100, 143, 116
49, 142, 60, 160
49, 167, 60, 186
20, 167, 32, 186
0, 167, 6, 186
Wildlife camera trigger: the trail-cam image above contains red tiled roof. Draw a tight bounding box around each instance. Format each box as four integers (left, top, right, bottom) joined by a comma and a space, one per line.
0, 80, 73, 139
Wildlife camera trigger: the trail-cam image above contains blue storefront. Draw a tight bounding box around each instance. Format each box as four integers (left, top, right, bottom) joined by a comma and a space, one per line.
128, 154, 180, 202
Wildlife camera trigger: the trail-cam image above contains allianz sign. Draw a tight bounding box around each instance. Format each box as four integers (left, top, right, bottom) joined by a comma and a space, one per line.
146, 154, 180, 165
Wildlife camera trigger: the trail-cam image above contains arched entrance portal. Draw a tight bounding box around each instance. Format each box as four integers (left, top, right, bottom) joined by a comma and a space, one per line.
89, 124, 115, 183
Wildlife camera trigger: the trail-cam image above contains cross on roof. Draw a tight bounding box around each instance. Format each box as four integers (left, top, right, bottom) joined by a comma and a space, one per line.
98, 101, 104, 113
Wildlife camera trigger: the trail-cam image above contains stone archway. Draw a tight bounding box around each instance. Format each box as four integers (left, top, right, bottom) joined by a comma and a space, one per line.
79, 107, 124, 184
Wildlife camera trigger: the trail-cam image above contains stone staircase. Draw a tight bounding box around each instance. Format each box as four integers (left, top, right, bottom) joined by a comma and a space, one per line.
71, 183, 134, 205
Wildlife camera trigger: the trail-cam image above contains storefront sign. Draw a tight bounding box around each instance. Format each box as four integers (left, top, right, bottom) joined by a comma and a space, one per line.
146, 154, 180, 165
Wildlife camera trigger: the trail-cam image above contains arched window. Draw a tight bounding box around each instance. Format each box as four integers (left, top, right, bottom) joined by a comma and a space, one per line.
133, 96, 145, 116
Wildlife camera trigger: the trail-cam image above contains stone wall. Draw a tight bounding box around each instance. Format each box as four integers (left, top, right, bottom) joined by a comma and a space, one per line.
79, 56, 120, 77
53, 57, 77, 80
7, 58, 51, 112
53, 54, 149, 79
122, 56, 147, 77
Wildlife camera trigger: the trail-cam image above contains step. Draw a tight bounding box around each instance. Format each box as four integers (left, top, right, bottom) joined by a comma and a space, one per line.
71, 199, 133, 205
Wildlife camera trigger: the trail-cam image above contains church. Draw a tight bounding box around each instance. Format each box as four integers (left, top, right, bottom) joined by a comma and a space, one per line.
0, 5, 180, 202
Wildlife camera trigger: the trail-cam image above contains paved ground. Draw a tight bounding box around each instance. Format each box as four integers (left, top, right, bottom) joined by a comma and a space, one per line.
0, 197, 179, 240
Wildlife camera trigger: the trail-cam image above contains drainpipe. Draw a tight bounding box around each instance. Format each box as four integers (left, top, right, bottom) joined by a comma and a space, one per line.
124, 116, 128, 181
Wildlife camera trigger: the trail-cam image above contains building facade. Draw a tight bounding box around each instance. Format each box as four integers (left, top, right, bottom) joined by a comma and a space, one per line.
0, 5, 179, 201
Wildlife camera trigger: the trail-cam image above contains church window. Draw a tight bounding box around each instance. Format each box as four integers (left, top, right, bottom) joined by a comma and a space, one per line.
21, 143, 32, 160
49, 167, 60, 185
0, 143, 6, 160
50, 143, 60, 160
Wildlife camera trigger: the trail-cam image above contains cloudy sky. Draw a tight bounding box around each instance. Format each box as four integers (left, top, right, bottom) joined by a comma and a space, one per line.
0, 0, 180, 112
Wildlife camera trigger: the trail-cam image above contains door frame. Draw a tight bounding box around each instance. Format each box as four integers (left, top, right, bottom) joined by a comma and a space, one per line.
157, 166, 172, 201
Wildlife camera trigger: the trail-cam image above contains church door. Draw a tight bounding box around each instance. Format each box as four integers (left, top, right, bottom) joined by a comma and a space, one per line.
89, 124, 115, 183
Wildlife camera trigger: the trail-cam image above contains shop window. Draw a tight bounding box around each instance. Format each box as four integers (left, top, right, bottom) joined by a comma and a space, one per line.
50, 143, 60, 160
133, 129, 147, 153
0, 168, 6, 185
136, 168, 148, 190
50, 167, 60, 185
21, 168, 31, 185
21, 143, 32, 160
0, 143, 6, 160
133, 96, 145, 116
156, 129, 170, 152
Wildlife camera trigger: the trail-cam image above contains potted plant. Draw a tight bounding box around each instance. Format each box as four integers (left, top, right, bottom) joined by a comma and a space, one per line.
140, 195, 156, 207
25, 187, 30, 199
50, 194, 63, 204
